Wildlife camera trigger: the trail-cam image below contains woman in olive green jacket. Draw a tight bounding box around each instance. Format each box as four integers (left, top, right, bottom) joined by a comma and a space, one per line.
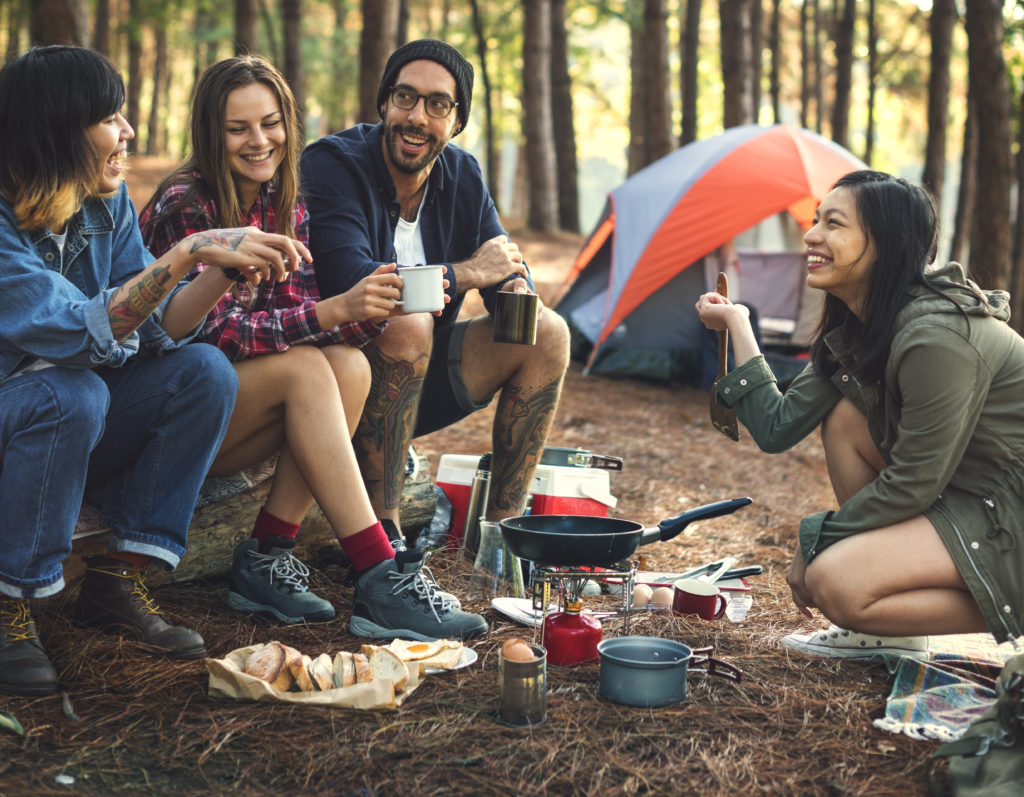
697, 170, 1024, 655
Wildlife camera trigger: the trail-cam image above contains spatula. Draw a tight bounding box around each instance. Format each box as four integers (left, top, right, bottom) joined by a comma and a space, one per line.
709, 272, 740, 441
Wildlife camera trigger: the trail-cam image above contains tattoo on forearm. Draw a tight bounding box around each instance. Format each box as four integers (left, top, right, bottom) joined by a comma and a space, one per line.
189, 230, 246, 254
490, 377, 564, 513
107, 264, 175, 340
355, 347, 428, 509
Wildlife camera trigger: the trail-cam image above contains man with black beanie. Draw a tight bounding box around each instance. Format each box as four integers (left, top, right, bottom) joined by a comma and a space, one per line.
300, 39, 570, 634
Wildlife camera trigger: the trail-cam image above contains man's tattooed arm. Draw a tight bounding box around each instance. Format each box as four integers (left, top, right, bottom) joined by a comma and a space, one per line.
107, 264, 176, 340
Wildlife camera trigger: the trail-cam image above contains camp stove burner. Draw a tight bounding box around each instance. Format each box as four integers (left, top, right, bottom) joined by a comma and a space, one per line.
529, 564, 637, 639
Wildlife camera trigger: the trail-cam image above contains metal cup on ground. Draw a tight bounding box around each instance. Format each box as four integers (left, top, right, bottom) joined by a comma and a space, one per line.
499, 643, 547, 726
493, 291, 539, 345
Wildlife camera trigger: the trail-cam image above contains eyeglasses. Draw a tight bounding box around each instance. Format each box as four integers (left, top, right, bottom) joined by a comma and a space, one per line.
389, 86, 458, 119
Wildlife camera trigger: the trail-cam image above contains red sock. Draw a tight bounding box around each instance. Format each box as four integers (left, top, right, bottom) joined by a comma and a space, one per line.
105, 551, 150, 569
339, 521, 395, 572
251, 507, 301, 551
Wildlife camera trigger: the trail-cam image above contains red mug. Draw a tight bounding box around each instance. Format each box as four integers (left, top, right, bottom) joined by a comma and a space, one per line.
672, 578, 727, 621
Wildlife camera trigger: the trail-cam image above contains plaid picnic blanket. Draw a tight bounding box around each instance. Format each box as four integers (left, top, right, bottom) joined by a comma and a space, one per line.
873, 634, 1021, 742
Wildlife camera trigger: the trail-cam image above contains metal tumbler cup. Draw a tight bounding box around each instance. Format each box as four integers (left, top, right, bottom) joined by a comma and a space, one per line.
493, 291, 539, 345
499, 643, 547, 726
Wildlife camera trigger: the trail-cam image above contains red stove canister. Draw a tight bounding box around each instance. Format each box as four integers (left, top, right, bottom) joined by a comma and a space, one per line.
437, 454, 617, 550
543, 599, 602, 666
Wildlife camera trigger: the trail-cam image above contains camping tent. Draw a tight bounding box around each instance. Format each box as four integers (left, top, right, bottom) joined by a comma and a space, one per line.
555, 124, 867, 382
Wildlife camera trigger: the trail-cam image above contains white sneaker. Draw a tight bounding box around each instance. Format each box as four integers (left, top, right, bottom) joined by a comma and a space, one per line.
782, 625, 930, 660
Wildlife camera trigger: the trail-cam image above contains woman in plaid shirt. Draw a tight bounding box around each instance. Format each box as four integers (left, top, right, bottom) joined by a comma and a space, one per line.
139, 57, 477, 635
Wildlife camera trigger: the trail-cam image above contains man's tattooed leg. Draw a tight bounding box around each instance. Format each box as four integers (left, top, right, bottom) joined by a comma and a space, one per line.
355, 346, 428, 511
490, 376, 564, 515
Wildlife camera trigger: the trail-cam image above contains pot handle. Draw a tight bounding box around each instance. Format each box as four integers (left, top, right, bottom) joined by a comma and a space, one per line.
688, 648, 743, 684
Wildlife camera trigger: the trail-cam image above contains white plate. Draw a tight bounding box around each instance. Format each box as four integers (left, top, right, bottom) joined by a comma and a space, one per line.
491, 597, 557, 627
423, 646, 478, 675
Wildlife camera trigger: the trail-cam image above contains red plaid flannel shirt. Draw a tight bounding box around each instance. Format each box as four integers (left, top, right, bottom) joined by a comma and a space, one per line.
139, 177, 385, 361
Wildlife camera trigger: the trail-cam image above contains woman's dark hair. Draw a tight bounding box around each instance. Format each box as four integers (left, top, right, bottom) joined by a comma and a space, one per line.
810, 170, 948, 385
141, 55, 301, 237
0, 46, 125, 230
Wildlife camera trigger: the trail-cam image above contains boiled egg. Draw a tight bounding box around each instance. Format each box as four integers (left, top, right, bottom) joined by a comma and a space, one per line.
632, 583, 654, 609
501, 638, 535, 661
651, 586, 674, 609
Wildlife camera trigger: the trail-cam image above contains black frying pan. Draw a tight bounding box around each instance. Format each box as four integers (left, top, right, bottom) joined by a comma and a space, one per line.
499, 497, 752, 567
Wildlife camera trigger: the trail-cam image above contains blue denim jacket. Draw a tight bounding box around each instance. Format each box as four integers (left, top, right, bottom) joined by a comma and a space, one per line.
0, 182, 188, 384
300, 123, 534, 327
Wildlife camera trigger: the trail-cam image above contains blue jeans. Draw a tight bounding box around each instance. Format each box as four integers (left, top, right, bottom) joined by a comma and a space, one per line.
0, 344, 237, 598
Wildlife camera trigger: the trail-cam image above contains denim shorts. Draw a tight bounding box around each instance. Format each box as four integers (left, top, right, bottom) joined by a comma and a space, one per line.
413, 320, 493, 438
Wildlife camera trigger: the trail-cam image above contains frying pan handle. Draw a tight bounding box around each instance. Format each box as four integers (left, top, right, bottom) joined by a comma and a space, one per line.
655, 497, 752, 542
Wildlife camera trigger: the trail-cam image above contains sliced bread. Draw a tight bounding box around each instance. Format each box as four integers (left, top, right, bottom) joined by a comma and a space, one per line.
367, 646, 409, 691
308, 652, 334, 691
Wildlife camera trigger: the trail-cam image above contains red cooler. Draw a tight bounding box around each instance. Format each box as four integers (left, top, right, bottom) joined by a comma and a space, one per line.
437, 453, 617, 550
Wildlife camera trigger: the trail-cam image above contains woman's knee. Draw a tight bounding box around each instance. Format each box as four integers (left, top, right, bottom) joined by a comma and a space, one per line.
321, 345, 371, 400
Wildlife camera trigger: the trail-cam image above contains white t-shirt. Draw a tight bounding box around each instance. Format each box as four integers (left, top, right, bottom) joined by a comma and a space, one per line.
393, 194, 427, 266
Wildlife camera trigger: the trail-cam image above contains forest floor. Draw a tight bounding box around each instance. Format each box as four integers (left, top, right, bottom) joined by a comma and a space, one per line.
0, 157, 996, 795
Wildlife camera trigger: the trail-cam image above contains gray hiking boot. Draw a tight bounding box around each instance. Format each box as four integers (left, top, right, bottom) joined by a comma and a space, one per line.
349, 551, 487, 641
227, 538, 336, 624
388, 538, 462, 610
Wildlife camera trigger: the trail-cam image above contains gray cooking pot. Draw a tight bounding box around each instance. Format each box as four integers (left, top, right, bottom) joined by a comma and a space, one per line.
597, 636, 742, 708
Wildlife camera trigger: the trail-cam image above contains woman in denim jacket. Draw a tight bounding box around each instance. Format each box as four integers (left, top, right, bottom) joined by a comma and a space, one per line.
0, 46, 310, 697
697, 170, 1024, 657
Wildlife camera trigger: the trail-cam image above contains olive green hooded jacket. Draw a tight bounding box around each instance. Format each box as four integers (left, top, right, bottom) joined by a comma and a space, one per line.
715, 263, 1024, 642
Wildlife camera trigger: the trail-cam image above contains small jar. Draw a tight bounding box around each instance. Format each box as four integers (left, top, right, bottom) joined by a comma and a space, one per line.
543, 599, 602, 666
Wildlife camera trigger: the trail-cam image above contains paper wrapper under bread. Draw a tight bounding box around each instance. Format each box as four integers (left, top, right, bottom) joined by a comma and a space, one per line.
206, 644, 421, 709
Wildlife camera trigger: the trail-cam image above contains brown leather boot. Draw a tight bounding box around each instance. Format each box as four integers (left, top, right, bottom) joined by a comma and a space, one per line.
0, 596, 59, 696
72, 556, 206, 659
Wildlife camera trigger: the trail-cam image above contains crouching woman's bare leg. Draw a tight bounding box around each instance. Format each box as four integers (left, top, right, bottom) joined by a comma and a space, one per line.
790, 398, 987, 637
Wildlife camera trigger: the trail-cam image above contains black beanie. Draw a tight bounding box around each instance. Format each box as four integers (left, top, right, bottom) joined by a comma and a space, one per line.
376, 39, 473, 134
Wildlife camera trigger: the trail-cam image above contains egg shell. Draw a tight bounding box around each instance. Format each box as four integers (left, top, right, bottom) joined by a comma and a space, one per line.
651, 586, 674, 608
501, 638, 535, 661
632, 584, 654, 608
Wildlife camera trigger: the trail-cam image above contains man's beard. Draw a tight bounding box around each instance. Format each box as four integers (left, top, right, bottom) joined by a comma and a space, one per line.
384, 121, 447, 174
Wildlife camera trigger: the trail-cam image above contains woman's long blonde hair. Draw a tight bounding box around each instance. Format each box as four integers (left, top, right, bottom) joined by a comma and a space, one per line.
0, 46, 126, 231
142, 55, 302, 237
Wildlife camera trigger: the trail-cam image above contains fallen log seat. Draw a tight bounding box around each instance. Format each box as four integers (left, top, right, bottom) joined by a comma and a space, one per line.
67, 449, 437, 587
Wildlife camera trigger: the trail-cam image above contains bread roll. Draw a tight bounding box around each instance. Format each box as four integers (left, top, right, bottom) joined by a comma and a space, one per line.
243, 641, 286, 683
368, 647, 409, 691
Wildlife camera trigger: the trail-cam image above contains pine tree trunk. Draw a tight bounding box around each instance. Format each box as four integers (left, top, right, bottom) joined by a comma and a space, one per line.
963, 0, 1012, 291
830, 0, 855, 148
550, 0, 579, 232
235, 0, 257, 55
522, 0, 557, 232
679, 0, 701, 144
359, 0, 399, 124
720, 0, 754, 129
921, 0, 955, 203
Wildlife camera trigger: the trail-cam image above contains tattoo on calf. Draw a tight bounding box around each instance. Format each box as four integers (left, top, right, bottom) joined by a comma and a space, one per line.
108, 264, 174, 339
189, 230, 246, 254
491, 377, 564, 513
355, 348, 428, 509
